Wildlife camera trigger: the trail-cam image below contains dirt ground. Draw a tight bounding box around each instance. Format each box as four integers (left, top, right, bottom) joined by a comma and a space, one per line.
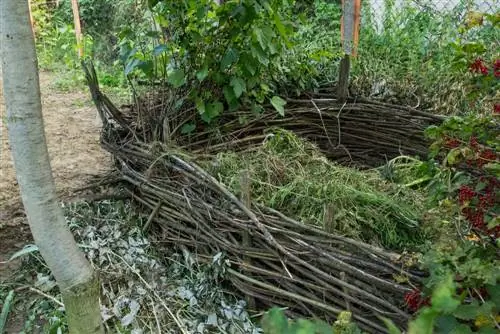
0, 71, 112, 331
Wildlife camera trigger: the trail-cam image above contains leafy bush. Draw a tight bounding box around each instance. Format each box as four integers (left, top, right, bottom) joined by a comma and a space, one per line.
273, 0, 343, 94
53, 0, 134, 63
119, 0, 295, 123
396, 22, 499, 332
259, 14, 499, 331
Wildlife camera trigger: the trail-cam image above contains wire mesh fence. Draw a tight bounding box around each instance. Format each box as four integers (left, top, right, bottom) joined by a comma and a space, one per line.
363, 0, 498, 32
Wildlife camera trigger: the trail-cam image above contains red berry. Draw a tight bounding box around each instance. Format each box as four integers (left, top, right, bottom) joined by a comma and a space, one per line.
470, 58, 489, 75
478, 149, 497, 167
495, 104, 500, 114
459, 186, 475, 204
444, 137, 460, 149
494, 59, 500, 78
469, 136, 479, 150
471, 212, 485, 229
404, 289, 426, 312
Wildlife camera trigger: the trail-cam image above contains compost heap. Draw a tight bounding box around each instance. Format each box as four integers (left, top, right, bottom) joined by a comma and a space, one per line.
83, 62, 441, 332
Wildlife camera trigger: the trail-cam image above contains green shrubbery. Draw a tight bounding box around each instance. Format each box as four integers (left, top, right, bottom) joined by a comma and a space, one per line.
261, 10, 500, 332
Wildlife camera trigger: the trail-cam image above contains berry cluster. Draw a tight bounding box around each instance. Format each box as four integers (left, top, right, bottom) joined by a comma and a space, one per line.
458, 185, 475, 204
444, 137, 461, 149
404, 288, 430, 312
469, 57, 500, 78
464, 136, 498, 168
470, 58, 489, 75
459, 175, 499, 238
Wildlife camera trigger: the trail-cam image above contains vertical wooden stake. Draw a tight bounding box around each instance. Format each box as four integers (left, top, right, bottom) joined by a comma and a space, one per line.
323, 203, 336, 233
71, 0, 83, 58
340, 272, 351, 311
337, 55, 351, 103
339, 0, 361, 103
240, 170, 256, 310
28, 0, 36, 42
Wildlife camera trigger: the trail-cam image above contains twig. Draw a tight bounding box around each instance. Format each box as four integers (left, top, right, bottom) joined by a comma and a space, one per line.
108, 251, 188, 334
143, 200, 162, 233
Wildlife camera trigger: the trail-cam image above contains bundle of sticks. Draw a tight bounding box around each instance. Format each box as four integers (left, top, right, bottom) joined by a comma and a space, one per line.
106, 80, 443, 168
102, 138, 422, 333
82, 62, 435, 332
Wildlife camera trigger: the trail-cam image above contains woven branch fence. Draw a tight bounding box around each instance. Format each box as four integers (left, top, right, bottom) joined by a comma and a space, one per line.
83, 62, 442, 333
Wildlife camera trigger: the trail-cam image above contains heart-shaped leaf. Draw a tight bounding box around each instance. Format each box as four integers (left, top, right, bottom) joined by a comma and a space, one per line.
167, 69, 186, 88
271, 96, 286, 116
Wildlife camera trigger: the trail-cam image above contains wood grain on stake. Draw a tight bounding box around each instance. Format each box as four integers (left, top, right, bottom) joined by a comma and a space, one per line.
340, 0, 361, 57
338, 0, 361, 102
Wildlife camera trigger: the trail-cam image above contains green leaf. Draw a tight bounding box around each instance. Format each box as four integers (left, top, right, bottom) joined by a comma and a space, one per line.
0, 290, 15, 332
167, 69, 186, 88
253, 27, 270, 51
153, 44, 168, 56
431, 276, 460, 313
380, 317, 402, 334
148, 0, 160, 9
8, 244, 39, 261
251, 102, 264, 114
201, 112, 212, 123
181, 122, 196, 134
251, 43, 270, 66
196, 65, 209, 82
446, 148, 462, 165
451, 324, 474, 334
289, 318, 316, 334
124, 58, 141, 76
220, 48, 239, 71
204, 101, 224, 121
223, 86, 239, 110
310, 319, 333, 334
195, 98, 205, 115
240, 53, 258, 76
486, 284, 500, 306
453, 302, 480, 320
230, 77, 246, 98
261, 307, 288, 333
273, 13, 291, 47
271, 96, 286, 116
435, 315, 459, 332
452, 301, 494, 322
408, 308, 438, 334
137, 60, 154, 77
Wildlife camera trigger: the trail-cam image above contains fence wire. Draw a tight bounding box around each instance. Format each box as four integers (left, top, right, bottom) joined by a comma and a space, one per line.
363, 0, 498, 32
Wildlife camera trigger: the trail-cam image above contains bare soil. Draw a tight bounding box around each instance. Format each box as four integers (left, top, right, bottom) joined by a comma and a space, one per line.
0, 71, 111, 331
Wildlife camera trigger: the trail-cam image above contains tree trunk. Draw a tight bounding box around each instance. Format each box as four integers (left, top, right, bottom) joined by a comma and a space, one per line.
0, 1, 104, 333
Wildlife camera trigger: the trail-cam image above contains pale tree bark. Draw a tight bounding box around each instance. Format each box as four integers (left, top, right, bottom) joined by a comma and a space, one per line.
0, 1, 104, 333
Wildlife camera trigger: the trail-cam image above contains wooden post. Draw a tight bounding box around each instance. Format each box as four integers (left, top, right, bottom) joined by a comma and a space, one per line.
337, 55, 350, 103
71, 0, 84, 58
323, 203, 336, 233
338, 0, 361, 103
340, 272, 351, 311
28, 0, 36, 42
240, 170, 256, 310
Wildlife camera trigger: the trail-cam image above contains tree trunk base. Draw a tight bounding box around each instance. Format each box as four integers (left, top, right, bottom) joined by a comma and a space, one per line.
62, 274, 104, 334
